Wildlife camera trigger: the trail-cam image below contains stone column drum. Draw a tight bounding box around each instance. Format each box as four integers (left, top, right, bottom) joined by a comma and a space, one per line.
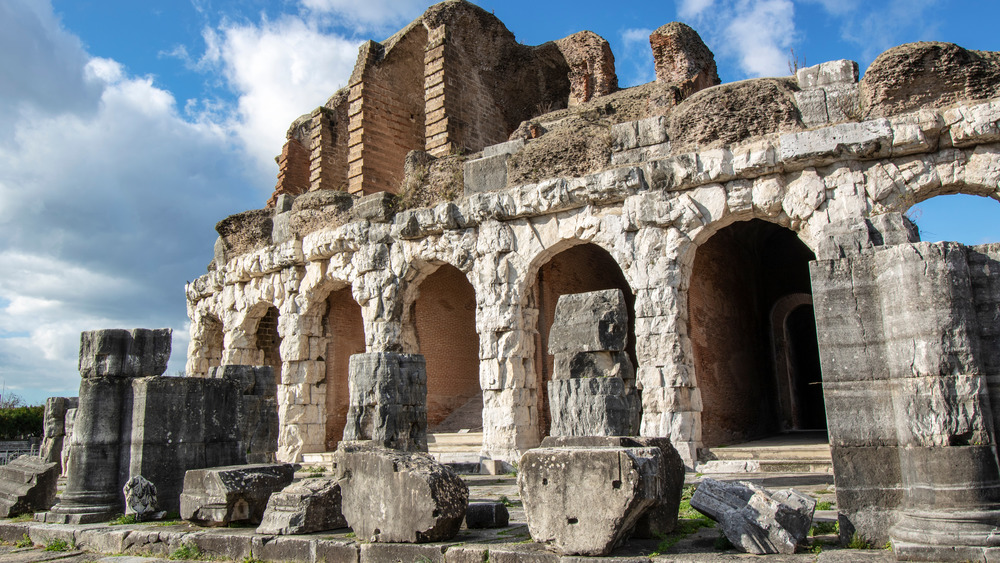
46, 328, 172, 523
343, 352, 428, 451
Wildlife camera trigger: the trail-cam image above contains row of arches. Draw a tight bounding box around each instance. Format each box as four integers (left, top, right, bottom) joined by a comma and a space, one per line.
195, 193, 996, 455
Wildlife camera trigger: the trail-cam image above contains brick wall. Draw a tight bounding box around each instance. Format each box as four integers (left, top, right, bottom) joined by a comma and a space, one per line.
532, 244, 636, 437
324, 288, 365, 450
414, 265, 480, 427
310, 98, 350, 192
255, 306, 283, 381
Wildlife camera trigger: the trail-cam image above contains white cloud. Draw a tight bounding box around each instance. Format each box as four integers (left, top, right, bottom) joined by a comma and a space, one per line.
678, 0, 716, 20
724, 0, 797, 77
619, 28, 655, 87
300, 0, 426, 27
197, 16, 361, 176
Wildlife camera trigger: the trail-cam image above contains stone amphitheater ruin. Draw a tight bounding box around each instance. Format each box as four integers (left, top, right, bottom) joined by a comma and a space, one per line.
177, 0, 1000, 558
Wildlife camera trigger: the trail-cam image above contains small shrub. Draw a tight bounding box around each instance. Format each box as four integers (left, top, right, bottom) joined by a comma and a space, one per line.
242, 556, 265, 563
815, 500, 833, 511
810, 543, 823, 554
168, 543, 202, 560
810, 521, 838, 536
44, 539, 70, 552
498, 495, 516, 507
15, 534, 32, 548
848, 532, 873, 550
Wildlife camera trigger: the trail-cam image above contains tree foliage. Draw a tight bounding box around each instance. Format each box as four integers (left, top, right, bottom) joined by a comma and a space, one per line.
0, 393, 44, 439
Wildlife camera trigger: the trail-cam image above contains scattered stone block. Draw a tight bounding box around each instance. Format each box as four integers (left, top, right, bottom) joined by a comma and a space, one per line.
343, 353, 428, 452
179, 464, 296, 526
547, 377, 640, 437
0, 456, 59, 517
334, 442, 468, 543
548, 289, 628, 354
123, 475, 160, 521
518, 445, 662, 556
690, 478, 816, 555
78, 328, 172, 379
256, 476, 347, 535
465, 502, 509, 529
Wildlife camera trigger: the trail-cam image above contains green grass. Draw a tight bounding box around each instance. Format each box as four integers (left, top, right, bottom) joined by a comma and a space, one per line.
650, 485, 716, 555
109, 514, 137, 526
815, 500, 834, 511
44, 539, 71, 552
810, 521, 838, 536
848, 532, 874, 549
15, 534, 32, 548
497, 495, 517, 507
168, 544, 203, 560
9, 513, 33, 523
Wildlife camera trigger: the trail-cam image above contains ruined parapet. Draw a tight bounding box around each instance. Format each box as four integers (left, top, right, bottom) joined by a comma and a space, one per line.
547, 289, 640, 437
811, 240, 1000, 558
343, 352, 429, 452
214, 208, 274, 265
555, 30, 618, 107
39, 396, 78, 473
794, 59, 860, 128
649, 22, 719, 97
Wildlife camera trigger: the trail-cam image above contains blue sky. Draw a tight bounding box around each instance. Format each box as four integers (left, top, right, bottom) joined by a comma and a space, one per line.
0, 0, 997, 405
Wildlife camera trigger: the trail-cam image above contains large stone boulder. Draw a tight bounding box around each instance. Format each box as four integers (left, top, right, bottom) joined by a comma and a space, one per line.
78, 328, 172, 379
333, 442, 468, 543
256, 477, 347, 535
179, 464, 295, 527
343, 353, 428, 452
690, 478, 816, 555
0, 456, 59, 517
518, 444, 662, 556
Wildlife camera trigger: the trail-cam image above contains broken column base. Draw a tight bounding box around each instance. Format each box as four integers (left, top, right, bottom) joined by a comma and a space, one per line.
890, 509, 1000, 561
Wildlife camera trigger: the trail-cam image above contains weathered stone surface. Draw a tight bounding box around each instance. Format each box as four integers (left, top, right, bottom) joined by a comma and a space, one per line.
555, 30, 618, 106
215, 208, 274, 260
815, 212, 919, 260
548, 289, 628, 354
0, 456, 59, 517
179, 464, 295, 526
552, 351, 634, 381
123, 475, 158, 520
334, 442, 468, 543
208, 365, 280, 464
464, 154, 510, 195
349, 192, 397, 223
649, 22, 719, 94
343, 353, 428, 452
690, 478, 815, 555
78, 328, 172, 379
256, 476, 347, 535
547, 377, 640, 437
39, 397, 77, 473
518, 445, 661, 556
779, 119, 892, 166
465, 502, 509, 529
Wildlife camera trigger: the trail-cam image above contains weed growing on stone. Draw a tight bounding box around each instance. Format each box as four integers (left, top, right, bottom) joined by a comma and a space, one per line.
815, 500, 834, 511
14, 534, 32, 548
9, 513, 32, 522
810, 521, 838, 536
848, 532, 873, 549
241, 556, 265, 563
497, 495, 516, 507
110, 514, 137, 525
344, 532, 356, 539
43, 539, 70, 552
169, 543, 203, 560
304, 466, 326, 478
650, 486, 715, 555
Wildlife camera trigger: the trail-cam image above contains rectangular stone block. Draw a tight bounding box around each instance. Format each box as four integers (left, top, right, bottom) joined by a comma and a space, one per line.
463, 153, 509, 195
78, 328, 172, 378
548, 289, 628, 354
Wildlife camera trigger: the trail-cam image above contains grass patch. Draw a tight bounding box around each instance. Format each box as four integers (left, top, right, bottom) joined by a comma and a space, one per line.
109, 514, 137, 526
44, 539, 71, 552
848, 532, 874, 549
15, 534, 32, 548
9, 513, 33, 523
815, 500, 834, 511
169, 543, 203, 560
241, 557, 265, 563
650, 485, 715, 555
497, 495, 517, 507
810, 521, 838, 536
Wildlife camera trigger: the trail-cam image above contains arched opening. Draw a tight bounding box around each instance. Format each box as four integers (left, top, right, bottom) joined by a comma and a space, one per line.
254, 306, 282, 382
323, 287, 365, 450
412, 264, 482, 432
907, 193, 1000, 245
531, 243, 636, 439
689, 219, 823, 447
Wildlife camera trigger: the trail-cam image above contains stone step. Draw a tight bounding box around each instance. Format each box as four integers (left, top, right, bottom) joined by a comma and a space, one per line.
697, 458, 833, 474
709, 446, 832, 461
427, 432, 484, 447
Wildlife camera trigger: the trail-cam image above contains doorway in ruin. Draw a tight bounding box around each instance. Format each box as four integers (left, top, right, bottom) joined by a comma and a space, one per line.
411, 264, 482, 432
323, 287, 365, 450
254, 306, 283, 382
688, 219, 824, 448
531, 243, 636, 439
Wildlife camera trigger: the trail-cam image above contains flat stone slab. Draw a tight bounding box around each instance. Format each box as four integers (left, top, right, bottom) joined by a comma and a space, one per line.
256, 476, 347, 535
0, 456, 59, 517
334, 442, 468, 543
179, 464, 295, 527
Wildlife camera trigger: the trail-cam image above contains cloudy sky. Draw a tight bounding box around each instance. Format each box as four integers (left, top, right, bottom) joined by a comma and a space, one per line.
1, 0, 997, 405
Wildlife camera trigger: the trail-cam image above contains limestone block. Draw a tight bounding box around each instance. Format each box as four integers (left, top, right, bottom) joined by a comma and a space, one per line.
793, 89, 828, 128
464, 153, 510, 195
945, 100, 1000, 147
256, 477, 347, 535
518, 445, 661, 556
333, 442, 468, 543
343, 353, 428, 451
797, 59, 858, 89
78, 328, 172, 378
0, 456, 59, 517
482, 139, 525, 159
824, 85, 861, 123
779, 119, 892, 167
548, 377, 641, 437
179, 464, 295, 526
552, 351, 634, 381
465, 502, 509, 529
548, 289, 628, 354
611, 121, 639, 151
690, 478, 816, 555
349, 192, 396, 223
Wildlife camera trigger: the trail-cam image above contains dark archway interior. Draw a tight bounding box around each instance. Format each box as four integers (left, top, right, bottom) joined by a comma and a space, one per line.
415, 265, 482, 432
255, 306, 283, 382
689, 219, 823, 447
533, 243, 636, 438
787, 304, 826, 430
324, 288, 365, 450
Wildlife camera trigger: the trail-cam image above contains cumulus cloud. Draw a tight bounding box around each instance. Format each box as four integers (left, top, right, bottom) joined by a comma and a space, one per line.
678, 0, 716, 20
0, 0, 262, 404
299, 0, 426, 27
833, 0, 942, 64
619, 28, 655, 87
197, 16, 361, 176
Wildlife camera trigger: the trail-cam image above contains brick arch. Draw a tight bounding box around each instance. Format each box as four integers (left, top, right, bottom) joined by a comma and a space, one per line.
401, 260, 481, 431
686, 218, 817, 447
523, 240, 637, 439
